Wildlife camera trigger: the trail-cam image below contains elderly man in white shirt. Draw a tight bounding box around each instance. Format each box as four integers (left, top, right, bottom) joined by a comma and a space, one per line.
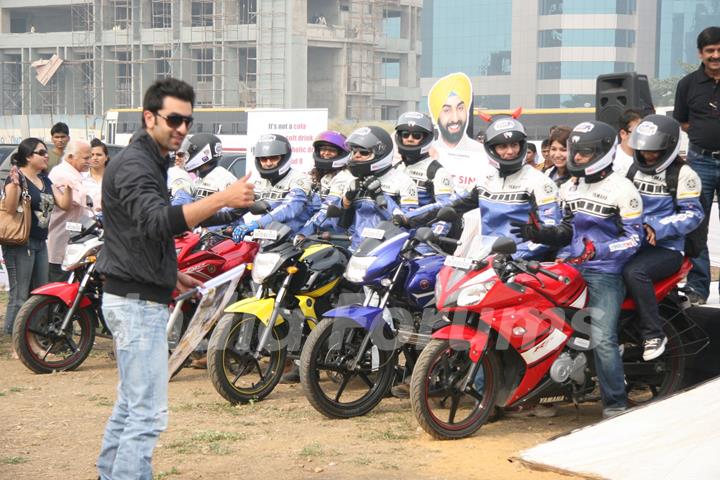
47, 139, 92, 282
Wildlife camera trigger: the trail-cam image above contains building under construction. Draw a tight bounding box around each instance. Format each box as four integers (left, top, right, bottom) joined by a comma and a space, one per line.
0, 0, 422, 120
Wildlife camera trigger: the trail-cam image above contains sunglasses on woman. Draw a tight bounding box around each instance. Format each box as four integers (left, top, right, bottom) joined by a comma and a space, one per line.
351, 148, 373, 157
33, 149, 48, 156
400, 131, 424, 140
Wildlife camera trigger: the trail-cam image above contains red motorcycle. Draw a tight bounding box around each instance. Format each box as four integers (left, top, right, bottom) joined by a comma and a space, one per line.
409, 230, 708, 440
12, 218, 258, 374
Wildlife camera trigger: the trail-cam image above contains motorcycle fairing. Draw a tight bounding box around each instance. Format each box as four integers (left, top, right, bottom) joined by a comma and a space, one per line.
321, 305, 385, 332
431, 324, 489, 363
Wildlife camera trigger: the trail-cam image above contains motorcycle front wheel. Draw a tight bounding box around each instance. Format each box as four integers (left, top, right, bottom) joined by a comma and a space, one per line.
410, 339, 499, 440
12, 294, 96, 374
300, 318, 396, 419
207, 313, 287, 404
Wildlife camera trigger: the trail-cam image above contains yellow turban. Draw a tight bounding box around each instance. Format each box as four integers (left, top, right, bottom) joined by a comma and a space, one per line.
428, 72, 473, 122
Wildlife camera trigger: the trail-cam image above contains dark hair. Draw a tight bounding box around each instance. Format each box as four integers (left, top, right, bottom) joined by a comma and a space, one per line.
549, 125, 572, 147
11, 137, 46, 168
697, 26, 720, 50
50, 122, 69, 136
618, 109, 643, 133
142, 78, 195, 128
527, 142, 537, 153
90, 138, 110, 164
541, 138, 551, 149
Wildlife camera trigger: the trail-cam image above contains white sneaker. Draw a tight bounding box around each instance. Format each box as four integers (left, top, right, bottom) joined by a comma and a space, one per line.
643, 336, 668, 361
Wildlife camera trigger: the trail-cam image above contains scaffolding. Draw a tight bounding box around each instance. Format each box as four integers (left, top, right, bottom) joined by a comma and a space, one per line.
255, 0, 287, 108
1, 54, 23, 115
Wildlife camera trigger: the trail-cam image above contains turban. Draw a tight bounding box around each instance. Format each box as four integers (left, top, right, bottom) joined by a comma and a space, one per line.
428, 72, 473, 122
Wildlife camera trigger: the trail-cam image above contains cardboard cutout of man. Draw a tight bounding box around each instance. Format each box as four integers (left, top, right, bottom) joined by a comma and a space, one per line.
428, 72, 487, 191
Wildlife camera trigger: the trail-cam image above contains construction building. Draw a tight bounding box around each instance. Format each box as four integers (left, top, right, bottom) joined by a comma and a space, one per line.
0, 0, 423, 120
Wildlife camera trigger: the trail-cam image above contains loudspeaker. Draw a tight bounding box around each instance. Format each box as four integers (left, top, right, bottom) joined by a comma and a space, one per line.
595, 72, 655, 130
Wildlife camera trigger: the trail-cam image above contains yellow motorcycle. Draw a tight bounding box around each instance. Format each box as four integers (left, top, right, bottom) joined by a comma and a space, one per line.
207, 221, 352, 404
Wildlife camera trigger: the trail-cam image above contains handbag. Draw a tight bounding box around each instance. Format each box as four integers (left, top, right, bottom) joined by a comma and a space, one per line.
0, 173, 32, 245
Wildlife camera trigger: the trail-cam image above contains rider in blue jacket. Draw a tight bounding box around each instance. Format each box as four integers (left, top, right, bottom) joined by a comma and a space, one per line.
513, 120, 644, 419
340, 126, 418, 250
620, 115, 704, 361
402, 117, 561, 260
232, 134, 312, 240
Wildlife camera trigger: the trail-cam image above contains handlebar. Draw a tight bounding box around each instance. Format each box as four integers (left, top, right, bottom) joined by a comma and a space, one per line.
436, 236, 459, 246
525, 260, 568, 284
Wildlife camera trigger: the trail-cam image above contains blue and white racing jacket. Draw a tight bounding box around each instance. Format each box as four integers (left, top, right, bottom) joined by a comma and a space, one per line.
344, 168, 419, 250
548, 171, 644, 274
249, 169, 313, 234
407, 164, 560, 259
625, 164, 704, 252
300, 169, 355, 236
394, 158, 455, 206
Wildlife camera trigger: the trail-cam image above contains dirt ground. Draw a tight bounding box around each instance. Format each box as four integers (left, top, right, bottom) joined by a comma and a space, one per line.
0, 292, 602, 480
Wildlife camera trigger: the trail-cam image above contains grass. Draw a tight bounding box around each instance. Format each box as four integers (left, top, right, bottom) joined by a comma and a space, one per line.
298, 442, 324, 458
154, 466, 180, 479
88, 394, 114, 407
164, 430, 246, 455
1, 456, 28, 465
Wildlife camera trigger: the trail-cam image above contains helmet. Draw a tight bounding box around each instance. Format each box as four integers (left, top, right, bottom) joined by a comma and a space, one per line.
394, 111, 434, 164
628, 114, 681, 175
483, 117, 528, 176
567, 121, 617, 181
254, 133, 293, 182
312, 130, 350, 172
184, 133, 223, 174
346, 126, 394, 178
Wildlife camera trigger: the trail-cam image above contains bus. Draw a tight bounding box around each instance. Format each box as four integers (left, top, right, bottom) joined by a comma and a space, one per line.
102, 107, 250, 154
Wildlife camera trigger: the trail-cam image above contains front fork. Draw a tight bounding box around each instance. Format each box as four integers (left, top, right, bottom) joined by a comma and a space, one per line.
56, 263, 95, 334
253, 271, 294, 358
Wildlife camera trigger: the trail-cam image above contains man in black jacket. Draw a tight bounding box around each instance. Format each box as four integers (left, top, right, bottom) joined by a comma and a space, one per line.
674, 26, 720, 305
96, 78, 254, 480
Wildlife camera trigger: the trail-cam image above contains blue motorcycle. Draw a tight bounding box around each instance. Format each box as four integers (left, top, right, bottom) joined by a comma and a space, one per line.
299, 220, 452, 418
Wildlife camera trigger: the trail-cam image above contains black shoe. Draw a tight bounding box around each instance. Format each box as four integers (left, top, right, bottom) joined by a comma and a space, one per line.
685, 290, 707, 305
280, 365, 300, 384
390, 383, 410, 399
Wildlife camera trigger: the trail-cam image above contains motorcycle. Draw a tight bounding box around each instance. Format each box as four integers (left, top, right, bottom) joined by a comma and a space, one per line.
12, 217, 258, 374
207, 214, 352, 404
299, 219, 451, 419
409, 225, 708, 439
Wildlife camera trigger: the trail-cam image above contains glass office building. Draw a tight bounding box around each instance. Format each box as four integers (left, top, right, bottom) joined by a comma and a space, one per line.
421, 0, 708, 109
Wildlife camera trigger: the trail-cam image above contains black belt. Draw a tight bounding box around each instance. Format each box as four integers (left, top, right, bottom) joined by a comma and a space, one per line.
690, 144, 720, 160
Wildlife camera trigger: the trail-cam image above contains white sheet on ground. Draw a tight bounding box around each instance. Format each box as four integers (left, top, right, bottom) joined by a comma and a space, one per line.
519, 377, 720, 480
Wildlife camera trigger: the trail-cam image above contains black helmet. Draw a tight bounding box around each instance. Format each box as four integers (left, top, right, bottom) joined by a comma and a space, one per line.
628, 114, 681, 175
567, 121, 617, 181
395, 111, 434, 164
483, 117, 528, 176
346, 126, 394, 178
312, 130, 350, 172
254, 133, 293, 182
185, 133, 222, 174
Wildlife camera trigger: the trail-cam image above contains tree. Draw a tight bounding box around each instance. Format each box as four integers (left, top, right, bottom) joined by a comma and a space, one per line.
649, 63, 695, 107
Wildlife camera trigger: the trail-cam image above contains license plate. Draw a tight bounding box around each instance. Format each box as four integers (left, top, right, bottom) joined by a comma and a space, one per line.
252, 229, 278, 240
65, 222, 83, 232
444, 255, 473, 269
361, 228, 384, 240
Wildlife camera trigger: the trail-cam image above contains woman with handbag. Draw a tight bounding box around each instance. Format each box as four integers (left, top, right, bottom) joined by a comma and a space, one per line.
2, 137, 71, 335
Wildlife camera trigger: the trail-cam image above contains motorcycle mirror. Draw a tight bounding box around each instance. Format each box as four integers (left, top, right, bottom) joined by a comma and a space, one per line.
325, 204, 342, 219
415, 227, 436, 243
491, 237, 517, 255
249, 200, 271, 215
435, 207, 458, 223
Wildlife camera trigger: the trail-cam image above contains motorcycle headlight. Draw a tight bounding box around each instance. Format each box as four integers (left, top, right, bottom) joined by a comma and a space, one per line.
62, 240, 100, 271
344, 256, 377, 283
457, 281, 496, 307
251, 252, 282, 284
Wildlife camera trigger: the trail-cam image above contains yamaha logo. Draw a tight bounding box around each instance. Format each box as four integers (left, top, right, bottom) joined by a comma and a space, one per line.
635, 121, 658, 136
494, 119, 515, 131
574, 122, 595, 133
503, 132, 513, 139
259, 134, 277, 142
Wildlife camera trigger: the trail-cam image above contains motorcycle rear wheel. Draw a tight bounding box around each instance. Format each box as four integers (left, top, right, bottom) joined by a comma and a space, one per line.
622, 319, 685, 406
410, 339, 499, 440
300, 318, 396, 419
207, 313, 287, 404
12, 294, 96, 374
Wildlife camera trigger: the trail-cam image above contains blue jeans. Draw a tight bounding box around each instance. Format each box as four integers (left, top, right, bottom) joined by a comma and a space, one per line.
3, 238, 49, 334
97, 293, 170, 480
583, 271, 627, 409
685, 147, 720, 300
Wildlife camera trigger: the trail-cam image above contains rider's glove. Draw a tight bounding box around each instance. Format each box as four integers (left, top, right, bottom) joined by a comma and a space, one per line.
566, 239, 596, 265
509, 220, 540, 242
232, 221, 259, 243
393, 214, 409, 227
344, 179, 361, 202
